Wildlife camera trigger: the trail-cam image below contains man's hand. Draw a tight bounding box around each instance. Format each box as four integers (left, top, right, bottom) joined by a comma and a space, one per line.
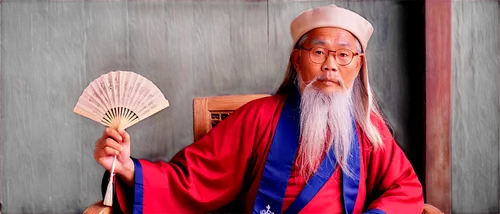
94, 127, 135, 187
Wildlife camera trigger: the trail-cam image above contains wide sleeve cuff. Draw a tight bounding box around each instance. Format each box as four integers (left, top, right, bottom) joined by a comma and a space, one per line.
115, 158, 143, 214
131, 158, 144, 214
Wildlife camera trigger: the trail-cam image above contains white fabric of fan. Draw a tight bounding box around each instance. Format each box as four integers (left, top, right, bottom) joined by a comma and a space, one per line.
74, 70, 169, 130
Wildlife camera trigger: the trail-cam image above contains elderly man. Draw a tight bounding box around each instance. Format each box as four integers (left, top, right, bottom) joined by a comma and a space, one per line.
94, 4, 424, 214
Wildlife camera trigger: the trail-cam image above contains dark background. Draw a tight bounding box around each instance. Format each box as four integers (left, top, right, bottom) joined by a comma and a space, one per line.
0, 1, 498, 213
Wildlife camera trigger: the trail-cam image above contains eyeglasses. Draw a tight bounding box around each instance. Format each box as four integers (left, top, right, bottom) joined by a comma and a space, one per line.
298, 47, 361, 66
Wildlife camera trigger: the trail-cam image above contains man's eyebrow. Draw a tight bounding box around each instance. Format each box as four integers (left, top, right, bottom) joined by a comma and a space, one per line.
311, 40, 354, 49
311, 39, 326, 45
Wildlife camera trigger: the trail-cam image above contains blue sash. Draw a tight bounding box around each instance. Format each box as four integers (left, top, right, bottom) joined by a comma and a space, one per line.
253, 91, 360, 214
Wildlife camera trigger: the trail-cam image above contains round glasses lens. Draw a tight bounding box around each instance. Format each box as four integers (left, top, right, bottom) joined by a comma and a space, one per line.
336, 49, 353, 65
309, 47, 327, 64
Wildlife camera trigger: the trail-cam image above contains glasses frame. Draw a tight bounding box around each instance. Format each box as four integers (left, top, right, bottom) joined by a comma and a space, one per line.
298, 47, 362, 66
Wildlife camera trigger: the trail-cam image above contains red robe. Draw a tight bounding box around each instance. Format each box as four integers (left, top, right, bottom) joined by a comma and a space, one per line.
109, 94, 424, 214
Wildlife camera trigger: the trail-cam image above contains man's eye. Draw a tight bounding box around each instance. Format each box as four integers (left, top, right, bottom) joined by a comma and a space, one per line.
314, 50, 325, 55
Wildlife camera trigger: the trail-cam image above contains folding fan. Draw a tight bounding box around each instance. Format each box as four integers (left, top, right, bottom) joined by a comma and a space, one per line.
74, 70, 169, 206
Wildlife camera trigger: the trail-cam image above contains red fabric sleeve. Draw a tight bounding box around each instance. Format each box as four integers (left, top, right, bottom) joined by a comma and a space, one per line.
364, 114, 424, 214
118, 97, 275, 213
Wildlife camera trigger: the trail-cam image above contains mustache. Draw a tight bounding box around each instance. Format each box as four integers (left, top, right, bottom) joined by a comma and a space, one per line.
317, 76, 345, 87
301, 75, 346, 89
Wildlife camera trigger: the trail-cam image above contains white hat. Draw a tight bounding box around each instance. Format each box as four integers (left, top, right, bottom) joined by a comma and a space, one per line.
278, 4, 373, 94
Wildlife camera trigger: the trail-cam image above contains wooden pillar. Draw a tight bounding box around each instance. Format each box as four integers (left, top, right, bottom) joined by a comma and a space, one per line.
425, 0, 452, 213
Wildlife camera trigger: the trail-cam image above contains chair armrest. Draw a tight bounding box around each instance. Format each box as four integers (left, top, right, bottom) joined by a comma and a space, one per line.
83, 200, 112, 214
423, 203, 444, 214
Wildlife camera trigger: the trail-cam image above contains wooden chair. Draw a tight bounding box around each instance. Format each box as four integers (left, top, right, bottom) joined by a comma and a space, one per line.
193, 94, 271, 141
83, 201, 111, 214
84, 94, 443, 214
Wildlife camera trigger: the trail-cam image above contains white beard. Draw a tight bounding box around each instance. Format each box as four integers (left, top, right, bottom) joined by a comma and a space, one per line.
297, 79, 354, 179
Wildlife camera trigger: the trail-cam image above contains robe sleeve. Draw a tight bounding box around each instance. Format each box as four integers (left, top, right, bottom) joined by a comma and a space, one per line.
112, 101, 266, 214
363, 115, 424, 214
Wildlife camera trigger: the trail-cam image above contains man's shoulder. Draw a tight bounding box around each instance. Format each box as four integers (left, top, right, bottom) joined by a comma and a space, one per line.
241, 94, 284, 111
368, 111, 389, 132
221, 94, 284, 134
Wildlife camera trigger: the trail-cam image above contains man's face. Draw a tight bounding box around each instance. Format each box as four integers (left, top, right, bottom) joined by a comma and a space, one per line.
292, 27, 364, 94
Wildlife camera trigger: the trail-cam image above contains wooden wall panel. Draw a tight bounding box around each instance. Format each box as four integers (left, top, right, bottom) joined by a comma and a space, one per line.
451, 1, 500, 213
425, 0, 452, 213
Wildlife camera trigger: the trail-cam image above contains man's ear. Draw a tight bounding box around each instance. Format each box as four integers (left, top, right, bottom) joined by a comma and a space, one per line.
291, 50, 301, 71
357, 54, 365, 71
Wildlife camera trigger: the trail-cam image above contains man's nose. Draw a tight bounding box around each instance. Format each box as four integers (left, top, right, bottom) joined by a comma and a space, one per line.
321, 53, 339, 72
